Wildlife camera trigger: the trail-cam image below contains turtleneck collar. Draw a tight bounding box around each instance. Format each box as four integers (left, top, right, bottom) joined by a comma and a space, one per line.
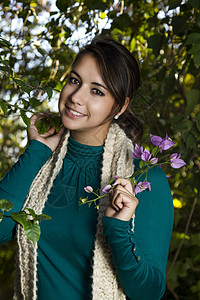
65, 136, 104, 167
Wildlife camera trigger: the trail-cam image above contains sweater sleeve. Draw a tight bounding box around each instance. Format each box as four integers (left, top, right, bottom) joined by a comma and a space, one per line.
0, 140, 52, 244
103, 165, 174, 300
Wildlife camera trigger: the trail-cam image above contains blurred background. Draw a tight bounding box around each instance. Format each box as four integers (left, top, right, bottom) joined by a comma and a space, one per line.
0, 0, 199, 299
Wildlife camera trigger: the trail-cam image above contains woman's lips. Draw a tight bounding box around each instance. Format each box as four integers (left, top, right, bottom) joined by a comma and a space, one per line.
65, 106, 87, 119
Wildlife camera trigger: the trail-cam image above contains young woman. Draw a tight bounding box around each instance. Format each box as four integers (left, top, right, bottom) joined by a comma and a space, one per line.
0, 38, 174, 300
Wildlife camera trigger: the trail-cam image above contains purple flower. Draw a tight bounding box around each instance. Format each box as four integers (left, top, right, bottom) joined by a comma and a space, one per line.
159, 133, 175, 151
102, 184, 112, 194
149, 133, 175, 152
134, 181, 151, 195
149, 134, 163, 146
150, 157, 158, 164
132, 144, 143, 159
84, 186, 93, 193
141, 148, 152, 162
170, 153, 186, 169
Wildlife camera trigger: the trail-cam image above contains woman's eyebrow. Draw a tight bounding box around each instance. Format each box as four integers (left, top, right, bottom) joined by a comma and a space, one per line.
71, 70, 81, 80
71, 70, 108, 91
91, 82, 108, 91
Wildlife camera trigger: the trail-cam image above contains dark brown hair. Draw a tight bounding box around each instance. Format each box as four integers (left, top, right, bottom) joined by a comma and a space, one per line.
72, 37, 143, 144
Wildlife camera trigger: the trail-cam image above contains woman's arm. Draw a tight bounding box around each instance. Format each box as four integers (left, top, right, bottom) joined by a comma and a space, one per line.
103, 166, 174, 300
0, 140, 52, 244
0, 114, 65, 244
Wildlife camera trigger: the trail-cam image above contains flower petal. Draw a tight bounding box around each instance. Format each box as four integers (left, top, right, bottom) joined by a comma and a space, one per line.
102, 184, 112, 194
84, 186, 93, 193
170, 153, 186, 169
159, 137, 175, 151
141, 148, 152, 162
132, 144, 143, 159
134, 181, 151, 194
171, 159, 186, 169
149, 134, 163, 146
150, 157, 158, 164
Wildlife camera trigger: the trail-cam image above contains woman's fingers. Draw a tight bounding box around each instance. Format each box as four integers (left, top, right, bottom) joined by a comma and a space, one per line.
28, 114, 65, 151
29, 114, 50, 139
113, 177, 134, 194
111, 184, 138, 211
30, 113, 50, 126
56, 125, 65, 137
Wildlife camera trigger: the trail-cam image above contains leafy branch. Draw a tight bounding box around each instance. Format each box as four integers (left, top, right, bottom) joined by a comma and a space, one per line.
0, 199, 51, 246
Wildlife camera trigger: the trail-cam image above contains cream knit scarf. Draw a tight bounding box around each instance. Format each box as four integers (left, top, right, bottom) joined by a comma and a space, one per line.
13, 123, 135, 300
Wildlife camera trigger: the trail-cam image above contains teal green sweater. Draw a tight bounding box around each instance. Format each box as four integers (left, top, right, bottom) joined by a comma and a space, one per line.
0, 137, 174, 300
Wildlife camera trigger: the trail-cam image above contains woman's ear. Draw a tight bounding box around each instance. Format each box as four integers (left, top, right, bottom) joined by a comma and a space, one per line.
118, 97, 130, 117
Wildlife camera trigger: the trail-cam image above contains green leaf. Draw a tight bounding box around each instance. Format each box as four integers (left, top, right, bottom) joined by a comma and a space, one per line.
147, 34, 163, 57
196, 14, 200, 28
45, 86, 53, 100
176, 119, 193, 131
140, 132, 150, 145
36, 214, 51, 221
189, 44, 200, 67
0, 65, 13, 75
169, 0, 182, 10
10, 211, 28, 227
185, 132, 197, 149
13, 78, 31, 95
0, 199, 14, 213
172, 15, 187, 35
49, 115, 62, 132
139, 160, 146, 169
189, 0, 200, 9
151, 146, 160, 157
0, 37, 11, 49
24, 220, 41, 246
186, 89, 200, 114
35, 46, 46, 56
26, 208, 36, 218
36, 118, 50, 134
196, 114, 200, 131
185, 32, 200, 45
191, 233, 200, 247
164, 73, 175, 97
56, 0, 73, 11
28, 79, 40, 87
0, 212, 3, 221
20, 111, 30, 128
29, 97, 41, 108
0, 101, 8, 114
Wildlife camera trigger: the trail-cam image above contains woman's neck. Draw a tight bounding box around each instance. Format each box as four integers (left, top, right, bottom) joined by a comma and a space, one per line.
70, 126, 110, 146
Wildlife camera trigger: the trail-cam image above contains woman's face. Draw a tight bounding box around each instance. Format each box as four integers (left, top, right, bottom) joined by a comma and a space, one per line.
59, 54, 117, 146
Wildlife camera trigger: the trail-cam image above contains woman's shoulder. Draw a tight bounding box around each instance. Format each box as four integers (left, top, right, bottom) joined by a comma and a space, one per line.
134, 159, 168, 183
133, 159, 173, 207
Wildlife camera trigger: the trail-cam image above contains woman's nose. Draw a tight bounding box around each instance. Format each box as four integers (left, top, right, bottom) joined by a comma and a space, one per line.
71, 85, 87, 106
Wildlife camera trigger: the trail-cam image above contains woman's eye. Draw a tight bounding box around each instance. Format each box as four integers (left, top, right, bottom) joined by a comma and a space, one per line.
69, 77, 80, 85
92, 89, 105, 96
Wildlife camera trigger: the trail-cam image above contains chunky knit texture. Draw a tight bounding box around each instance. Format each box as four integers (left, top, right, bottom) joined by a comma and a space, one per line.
13, 123, 135, 300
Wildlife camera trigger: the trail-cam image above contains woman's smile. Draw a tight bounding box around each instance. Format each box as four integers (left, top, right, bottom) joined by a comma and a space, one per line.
65, 106, 87, 118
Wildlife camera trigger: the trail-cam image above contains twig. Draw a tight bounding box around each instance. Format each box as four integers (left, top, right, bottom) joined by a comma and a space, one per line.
120, 0, 124, 14
166, 283, 179, 300
21, 9, 32, 34
167, 196, 198, 277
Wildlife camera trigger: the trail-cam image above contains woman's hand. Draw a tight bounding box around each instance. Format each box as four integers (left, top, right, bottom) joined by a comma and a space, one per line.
28, 114, 65, 152
105, 178, 139, 221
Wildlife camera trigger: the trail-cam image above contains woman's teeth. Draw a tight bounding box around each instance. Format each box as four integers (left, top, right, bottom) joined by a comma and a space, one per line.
68, 108, 85, 116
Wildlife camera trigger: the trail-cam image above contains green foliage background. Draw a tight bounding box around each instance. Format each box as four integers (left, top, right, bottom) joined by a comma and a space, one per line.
0, 0, 199, 299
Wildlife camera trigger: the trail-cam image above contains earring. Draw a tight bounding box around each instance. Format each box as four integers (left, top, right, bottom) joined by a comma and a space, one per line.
114, 115, 119, 120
